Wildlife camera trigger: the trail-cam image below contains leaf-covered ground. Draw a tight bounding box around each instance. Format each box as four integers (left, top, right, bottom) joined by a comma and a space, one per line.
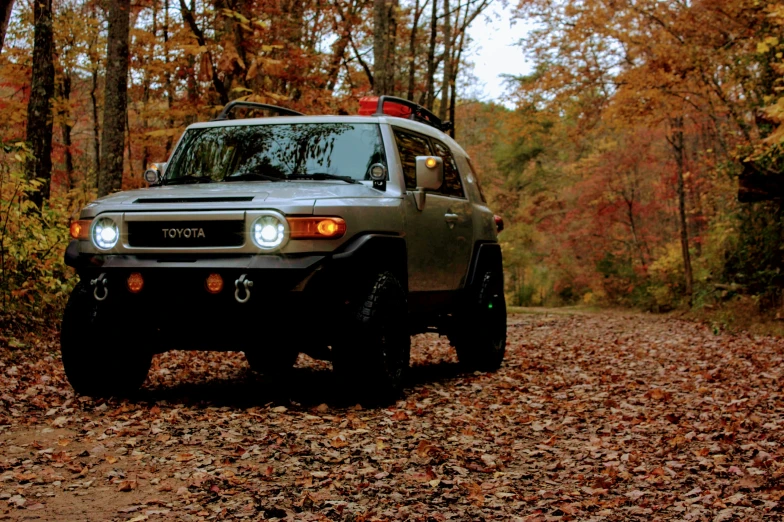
1, 311, 783, 521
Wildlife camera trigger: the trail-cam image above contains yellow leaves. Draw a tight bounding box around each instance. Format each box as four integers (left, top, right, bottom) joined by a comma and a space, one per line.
757, 37, 780, 54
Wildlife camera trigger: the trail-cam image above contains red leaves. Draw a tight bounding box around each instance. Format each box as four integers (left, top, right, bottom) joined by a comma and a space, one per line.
2, 314, 784, 519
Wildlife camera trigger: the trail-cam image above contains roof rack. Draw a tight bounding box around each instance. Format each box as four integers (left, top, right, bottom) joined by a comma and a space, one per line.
212, 101, 303, 121
371, 95, 453, 133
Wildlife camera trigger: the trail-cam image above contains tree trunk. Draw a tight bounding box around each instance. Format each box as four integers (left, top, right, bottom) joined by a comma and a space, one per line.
424, 0, 437, 110
0, 0, 13, 55
90, 69, 100, 179
180, 0, 228, 105
326, 0, 357, 92
387, 2, 398, 96
163, 0, 175, 153
406, 0, 422, 101
25, 0, 54, 208
98, 0, 131, 197
448, 18, 467, 136
59, 74, 74, 190
373, 0, 390, 95
438, 0, 451, 121
142, 2, 157, 172
669, 117, 693, 303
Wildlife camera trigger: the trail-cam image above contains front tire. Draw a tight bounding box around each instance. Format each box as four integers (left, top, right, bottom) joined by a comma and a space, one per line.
60, 282, 153, 397
333, 272, 410, 405
450, 268, 507, 372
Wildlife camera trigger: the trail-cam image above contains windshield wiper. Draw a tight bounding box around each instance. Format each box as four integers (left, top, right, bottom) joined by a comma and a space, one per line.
287, 172, 359, 184
163, 175, 214, 185
224, 172, 285, 182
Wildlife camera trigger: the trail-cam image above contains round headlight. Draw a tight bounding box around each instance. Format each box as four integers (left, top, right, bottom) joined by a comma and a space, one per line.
252, 215, 287, 250
92, 217, 119, 250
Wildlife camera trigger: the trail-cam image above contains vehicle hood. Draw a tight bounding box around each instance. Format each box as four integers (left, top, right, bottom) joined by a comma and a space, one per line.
80, 181, 391, 218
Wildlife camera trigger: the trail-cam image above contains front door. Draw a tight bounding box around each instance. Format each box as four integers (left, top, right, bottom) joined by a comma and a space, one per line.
394, 128, 474, 292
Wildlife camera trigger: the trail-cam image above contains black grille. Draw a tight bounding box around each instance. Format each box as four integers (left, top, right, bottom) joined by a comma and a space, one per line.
134, 196, 254, 204
127, 220, 245, 247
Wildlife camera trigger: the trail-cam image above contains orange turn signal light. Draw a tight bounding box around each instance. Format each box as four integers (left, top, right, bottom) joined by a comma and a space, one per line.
127, 272, 144, 293
69, 220, 91, 240
205, 273, 224, 294
288, 217, 346, 239
425, 157, 438, 169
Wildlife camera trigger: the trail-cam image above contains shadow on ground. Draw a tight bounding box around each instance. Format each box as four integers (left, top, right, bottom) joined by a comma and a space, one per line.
134, 356, 467, 410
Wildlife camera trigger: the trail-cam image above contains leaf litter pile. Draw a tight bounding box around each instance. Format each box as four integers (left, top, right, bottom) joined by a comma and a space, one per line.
1, 312, 784, 521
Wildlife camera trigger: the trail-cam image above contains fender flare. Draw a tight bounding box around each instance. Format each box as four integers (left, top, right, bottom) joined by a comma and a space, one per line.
466, 242, 503, 289
331, 234, 408, 291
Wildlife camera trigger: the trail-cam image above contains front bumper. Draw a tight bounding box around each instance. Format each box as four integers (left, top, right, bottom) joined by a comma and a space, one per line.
64, 232, 400, 309
65, 235, 398, 352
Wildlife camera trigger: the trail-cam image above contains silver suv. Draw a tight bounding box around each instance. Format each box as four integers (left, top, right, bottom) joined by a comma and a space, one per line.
61, 97, 506, 403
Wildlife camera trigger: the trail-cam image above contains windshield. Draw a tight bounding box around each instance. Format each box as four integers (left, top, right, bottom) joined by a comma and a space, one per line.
165, 123, 386, 183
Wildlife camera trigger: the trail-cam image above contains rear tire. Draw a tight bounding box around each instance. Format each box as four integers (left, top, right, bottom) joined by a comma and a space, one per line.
333, 272, 410, 405
60, 283, 153, 397
450, 268, 506, 372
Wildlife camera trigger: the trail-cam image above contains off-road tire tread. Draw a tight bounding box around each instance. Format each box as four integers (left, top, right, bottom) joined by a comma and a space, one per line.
60, 282, 152, 397
333, 272, 410, 405
451, 269, 506, 372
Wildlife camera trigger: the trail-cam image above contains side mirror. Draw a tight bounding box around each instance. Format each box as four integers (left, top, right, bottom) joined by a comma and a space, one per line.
144, 168, 161, 184
144, 162, 166, 185
154, 162, 167, 175
368, 163, 387, 191
413, 156, 443, 210
415, 156, 443, 191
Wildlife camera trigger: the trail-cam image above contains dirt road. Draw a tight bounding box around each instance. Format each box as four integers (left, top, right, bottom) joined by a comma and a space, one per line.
1, 311, 782, 521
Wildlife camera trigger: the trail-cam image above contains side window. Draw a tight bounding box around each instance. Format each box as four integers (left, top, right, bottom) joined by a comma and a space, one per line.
432, 140, 465, 198
464, 157, 488, 203
393, 129, 433, 189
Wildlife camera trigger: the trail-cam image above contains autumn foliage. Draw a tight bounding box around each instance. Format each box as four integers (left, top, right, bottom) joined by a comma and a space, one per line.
1, 0, 783, 321
0, 0, 490, 322
457, 0, 784, 315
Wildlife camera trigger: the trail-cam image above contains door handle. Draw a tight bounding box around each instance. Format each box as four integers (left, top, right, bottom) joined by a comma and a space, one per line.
444, 213, 459, 222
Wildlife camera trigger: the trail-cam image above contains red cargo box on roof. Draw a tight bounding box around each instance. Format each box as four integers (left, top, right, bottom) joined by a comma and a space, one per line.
358, 96, 413, 118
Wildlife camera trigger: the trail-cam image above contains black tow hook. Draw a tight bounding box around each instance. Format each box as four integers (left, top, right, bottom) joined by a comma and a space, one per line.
91, 273, 108, 301
234, 274, 254, 304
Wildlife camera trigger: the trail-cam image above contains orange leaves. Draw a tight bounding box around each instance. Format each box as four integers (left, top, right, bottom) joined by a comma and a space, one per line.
198, 53, 213, 82
645, 388, 672, 401
117, 479, 137, 492
3, 313, 784, 519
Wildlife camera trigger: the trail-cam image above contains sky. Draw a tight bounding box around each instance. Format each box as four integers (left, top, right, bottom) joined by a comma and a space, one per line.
463, 2, 534, 106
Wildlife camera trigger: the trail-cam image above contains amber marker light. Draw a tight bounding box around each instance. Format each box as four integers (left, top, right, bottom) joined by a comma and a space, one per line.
425, 157, 438, 169
69, 220, 91, 240
127, 272, 144, 293
288, 217, 347, 239
205, 273, 224, 294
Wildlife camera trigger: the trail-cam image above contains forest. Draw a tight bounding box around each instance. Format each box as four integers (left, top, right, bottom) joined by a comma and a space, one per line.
0, 0, 783, 326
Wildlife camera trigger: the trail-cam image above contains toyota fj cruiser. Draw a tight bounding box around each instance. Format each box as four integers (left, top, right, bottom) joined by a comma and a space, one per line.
61, 96, 506, 402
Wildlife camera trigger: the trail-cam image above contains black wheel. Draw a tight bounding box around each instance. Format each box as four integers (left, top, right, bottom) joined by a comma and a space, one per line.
450, 268, 507, 372
333, 272, 410, 405
60, 282, 153, 397
244, 349, 299, 375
